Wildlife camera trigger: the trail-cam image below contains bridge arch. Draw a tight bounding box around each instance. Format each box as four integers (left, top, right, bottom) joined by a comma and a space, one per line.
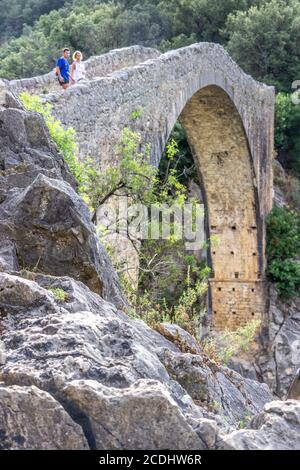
173, 84, 263, 330
7, 43, 275, 329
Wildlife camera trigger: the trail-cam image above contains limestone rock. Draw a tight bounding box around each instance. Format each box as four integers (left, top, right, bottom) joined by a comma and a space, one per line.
0, 173, 125, 306
64, 379, 205, 450
219, 400, 300, 450
159, 349, 273, 427
0, 105, 126, 309
0, 384, 88, 450
0, 272, 274, 449
287, 369, 300, 400
0, 106, 76, 193
155, 322, 202, 354
0, 241, 18, 272
227, 357, 258, 382
258, 286, 300, 396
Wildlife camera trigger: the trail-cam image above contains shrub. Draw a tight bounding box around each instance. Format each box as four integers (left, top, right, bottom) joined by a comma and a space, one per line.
202, 319, 261, 365
275, 93, 300, 174
124, 264, 210, 338
49, 287, 68, 302
20, 93, 211, 335
20, 92, 84, 184
266, 207, 300, 298
268, 259, 300, 299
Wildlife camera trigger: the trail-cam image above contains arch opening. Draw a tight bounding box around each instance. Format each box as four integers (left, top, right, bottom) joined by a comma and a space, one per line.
138, 121, 208, 332
175, 85, 267, 330
137, 85, 267, 332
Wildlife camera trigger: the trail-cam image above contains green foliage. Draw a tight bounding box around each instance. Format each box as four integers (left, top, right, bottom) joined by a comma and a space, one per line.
267, 207, 299, 261
268, 259, 300, 299
83, 126, 191, 210
202, 319, 261, 365
159, 33, 198, 53
224, 0, 300, 92
130, 107, 144, 120
0, 0, 258, 79
159, 0, 254, 45
0, 2, 123, 78
158, 122, 199, 186
266, 207, 300, 298
49, 287, 68, 302
275, 93, 300, 173
20, 92, 84, 184
1, 0, 300, 98
234, 319, 261, 352
89, 124, 210, 337
0, 0, 66, 44
0, 0, 168, 79
125, 264, 210, 337
82, 128, 156, 209
238, 413, 252, 429
172, 267, 210, 334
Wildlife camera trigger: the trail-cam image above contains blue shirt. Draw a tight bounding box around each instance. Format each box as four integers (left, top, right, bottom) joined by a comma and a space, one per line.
56, 57, 70, 81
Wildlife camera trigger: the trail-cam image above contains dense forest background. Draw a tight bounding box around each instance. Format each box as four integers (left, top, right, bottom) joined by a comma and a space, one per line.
0, 0, 299, 173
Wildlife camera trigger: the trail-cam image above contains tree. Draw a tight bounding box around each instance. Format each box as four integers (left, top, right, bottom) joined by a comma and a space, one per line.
0, 2, 123, 78
158, 0, 255, 45
0, 0, 66, 44
266, 206, 300, 298
275, 93, 300, 173
116, 2, 169, 47
224, 0, 300, 92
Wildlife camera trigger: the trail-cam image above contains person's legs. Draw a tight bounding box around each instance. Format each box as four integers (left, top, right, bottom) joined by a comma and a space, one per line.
58, 79, 70, 90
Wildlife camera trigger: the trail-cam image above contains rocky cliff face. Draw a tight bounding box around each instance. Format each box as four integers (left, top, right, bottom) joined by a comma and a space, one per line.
0, 92, 299, 450
0, 91, 125, 309
255, 161, 300, 398
257, 286, 300, 398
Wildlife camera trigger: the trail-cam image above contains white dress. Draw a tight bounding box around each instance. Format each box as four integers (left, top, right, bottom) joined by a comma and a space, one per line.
73, 61, 86, 82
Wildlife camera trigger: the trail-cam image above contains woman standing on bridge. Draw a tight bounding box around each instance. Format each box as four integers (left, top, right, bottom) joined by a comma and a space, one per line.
70, 51, 86, 84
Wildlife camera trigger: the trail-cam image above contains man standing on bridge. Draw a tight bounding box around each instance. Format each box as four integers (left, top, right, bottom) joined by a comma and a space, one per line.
56, 48, 72, 89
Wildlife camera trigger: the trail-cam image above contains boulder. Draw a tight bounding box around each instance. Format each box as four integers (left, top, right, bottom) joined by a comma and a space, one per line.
155, 322, 202, 354
64, 379, 205, 450
219, 400, 300, 450
0, 384, 88, 450
0, 272, 273, 449
0, 105, 126, 309
159, 348, 273, 427
0, 241, 18, 272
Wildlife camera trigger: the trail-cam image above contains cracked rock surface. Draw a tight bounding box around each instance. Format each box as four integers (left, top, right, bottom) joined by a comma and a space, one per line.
0, 384, 88, 450
257, 270, 300, 398
0, 271, 273, 449
219, 400, 300, 450
0, 98, 126, 309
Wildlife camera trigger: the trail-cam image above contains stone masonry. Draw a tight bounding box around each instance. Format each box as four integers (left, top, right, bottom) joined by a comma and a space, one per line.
4, 43, 275, 330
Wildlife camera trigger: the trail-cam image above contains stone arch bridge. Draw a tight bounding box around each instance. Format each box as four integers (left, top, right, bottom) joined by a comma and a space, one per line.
6, 43, 275, 330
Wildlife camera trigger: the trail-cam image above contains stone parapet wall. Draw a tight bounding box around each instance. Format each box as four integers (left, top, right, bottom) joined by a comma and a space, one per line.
5, 45, 161, 96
